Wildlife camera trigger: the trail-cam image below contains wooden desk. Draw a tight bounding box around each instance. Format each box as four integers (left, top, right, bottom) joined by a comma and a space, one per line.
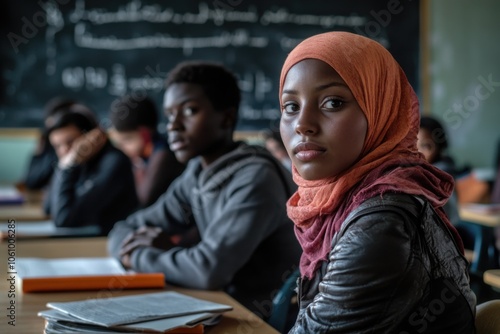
459, 206, 500, 228
0, 186, 47, 222
459, 205, 500, 274
484, 269, 500, 289
0, 204, 48, 222
0, 238, 278, 334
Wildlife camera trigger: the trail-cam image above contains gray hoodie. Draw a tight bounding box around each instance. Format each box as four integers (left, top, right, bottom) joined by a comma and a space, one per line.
108, 142, 301, 316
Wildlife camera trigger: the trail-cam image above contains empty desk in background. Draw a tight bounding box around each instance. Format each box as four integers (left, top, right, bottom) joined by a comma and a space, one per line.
459, 205, 500, 274
0, 220, 101, 240
0, 204, 48, 222
0, 237, 279, 334
0, 186, 47, 221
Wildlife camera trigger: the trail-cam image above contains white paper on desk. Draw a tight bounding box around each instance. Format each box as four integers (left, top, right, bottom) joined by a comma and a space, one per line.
16, 257, 126, 278
38, 309, 219, 332
0, 185, 24, 204
0, 221, 100, 237
47, 291, 233, 327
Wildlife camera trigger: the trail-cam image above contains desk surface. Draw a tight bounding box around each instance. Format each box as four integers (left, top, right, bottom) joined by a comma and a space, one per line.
484, 269, 500, 289
459, 205, 500, 227
0, 204, 48, 222
0, 238, 279, 334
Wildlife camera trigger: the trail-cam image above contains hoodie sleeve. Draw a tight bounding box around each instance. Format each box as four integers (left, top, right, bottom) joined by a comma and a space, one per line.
127, 159, 291, 290
107, 166, 196, 259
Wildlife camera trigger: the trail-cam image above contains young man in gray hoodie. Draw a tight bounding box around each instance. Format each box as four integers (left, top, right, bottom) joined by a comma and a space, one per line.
107, 61, 301, 318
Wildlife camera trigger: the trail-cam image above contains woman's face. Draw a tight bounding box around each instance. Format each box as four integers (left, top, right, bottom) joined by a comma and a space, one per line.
280, 59, 368, 180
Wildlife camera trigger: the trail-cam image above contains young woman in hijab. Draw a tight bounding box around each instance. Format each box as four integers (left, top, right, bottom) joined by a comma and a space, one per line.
279, 32, 475, 333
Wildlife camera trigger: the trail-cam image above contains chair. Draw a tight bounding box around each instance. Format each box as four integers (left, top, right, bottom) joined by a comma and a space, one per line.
475, 299, 500, 334
268, 268, 300, 333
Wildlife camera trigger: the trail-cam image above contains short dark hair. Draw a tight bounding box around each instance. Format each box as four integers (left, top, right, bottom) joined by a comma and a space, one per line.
420, 115, 448, 151
165, 61, 241, 114
47, 107, 97, 135
44, 96, 77, 119
109, 95, 158, 132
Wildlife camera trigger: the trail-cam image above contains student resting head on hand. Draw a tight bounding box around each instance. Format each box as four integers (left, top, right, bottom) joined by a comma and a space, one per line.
279, 31, 475, 333
45, 107, 138, 235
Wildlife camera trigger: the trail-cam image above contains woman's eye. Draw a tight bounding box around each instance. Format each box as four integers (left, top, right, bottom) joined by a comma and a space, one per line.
323, 99, 343, 110
282, 103, 299, 114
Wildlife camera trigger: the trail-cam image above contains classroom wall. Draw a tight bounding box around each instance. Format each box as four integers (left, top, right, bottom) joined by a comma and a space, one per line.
0, 130, 37, 183
1, 1, 500, 183
427, 0, 500, 170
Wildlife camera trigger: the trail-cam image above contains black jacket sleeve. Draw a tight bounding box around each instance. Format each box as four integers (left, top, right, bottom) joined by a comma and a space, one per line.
290, 211, 427, 333
24, 143, 57, 189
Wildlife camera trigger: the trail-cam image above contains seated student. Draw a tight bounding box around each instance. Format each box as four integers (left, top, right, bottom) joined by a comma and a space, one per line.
23, 97, 76, 190
262, 128, 292, 171
45, 107, 138, 235
109, 94, 185, 207
418, 115, 458, 177
418, 115, 461, 225
108, 61, 301, 316
279, 32, 475, 333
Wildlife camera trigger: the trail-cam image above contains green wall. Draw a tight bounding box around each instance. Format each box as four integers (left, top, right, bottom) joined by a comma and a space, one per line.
0, 136, 36, 183
428, 0, 500, 169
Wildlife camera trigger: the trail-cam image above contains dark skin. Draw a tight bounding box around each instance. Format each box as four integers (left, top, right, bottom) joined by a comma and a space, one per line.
119, 83, 236, 269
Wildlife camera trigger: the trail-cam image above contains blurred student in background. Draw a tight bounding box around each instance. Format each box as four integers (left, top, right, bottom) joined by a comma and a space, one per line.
418, 115, 458, 177
23, 97, 76, 190
418, 115, 461, 225
45, 106, 137, 235
109, 94, 185, 208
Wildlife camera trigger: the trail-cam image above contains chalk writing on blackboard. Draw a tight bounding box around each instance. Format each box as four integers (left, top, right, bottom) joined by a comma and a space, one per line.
0, 0, 418, 129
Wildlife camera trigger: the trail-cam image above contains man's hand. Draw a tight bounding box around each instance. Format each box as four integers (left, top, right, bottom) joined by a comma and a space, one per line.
119, 226, 174, 269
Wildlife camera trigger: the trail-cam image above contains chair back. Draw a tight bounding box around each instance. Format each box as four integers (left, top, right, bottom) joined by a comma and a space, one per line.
268, 268, 300, 333
476, 299, 500, 334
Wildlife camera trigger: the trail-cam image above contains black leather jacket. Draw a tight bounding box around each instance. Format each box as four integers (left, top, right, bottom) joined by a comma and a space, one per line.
289, 194, 476, 333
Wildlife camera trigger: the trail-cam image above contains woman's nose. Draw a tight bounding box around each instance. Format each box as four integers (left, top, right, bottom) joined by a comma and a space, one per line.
294, 104, 318, 135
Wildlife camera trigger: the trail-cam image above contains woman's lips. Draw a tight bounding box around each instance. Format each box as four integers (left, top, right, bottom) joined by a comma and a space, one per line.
293, 142, 326, 162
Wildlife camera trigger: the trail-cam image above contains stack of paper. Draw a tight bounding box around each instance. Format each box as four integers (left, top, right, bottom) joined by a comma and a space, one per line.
38, 291, 233, 333
16, 257, 165, 292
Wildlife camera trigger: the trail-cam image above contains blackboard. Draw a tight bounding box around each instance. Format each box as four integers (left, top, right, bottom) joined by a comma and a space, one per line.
0, 0, 420, 130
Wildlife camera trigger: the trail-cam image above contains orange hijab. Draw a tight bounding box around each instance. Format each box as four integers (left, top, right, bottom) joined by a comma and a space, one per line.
279, 32, 462, 279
